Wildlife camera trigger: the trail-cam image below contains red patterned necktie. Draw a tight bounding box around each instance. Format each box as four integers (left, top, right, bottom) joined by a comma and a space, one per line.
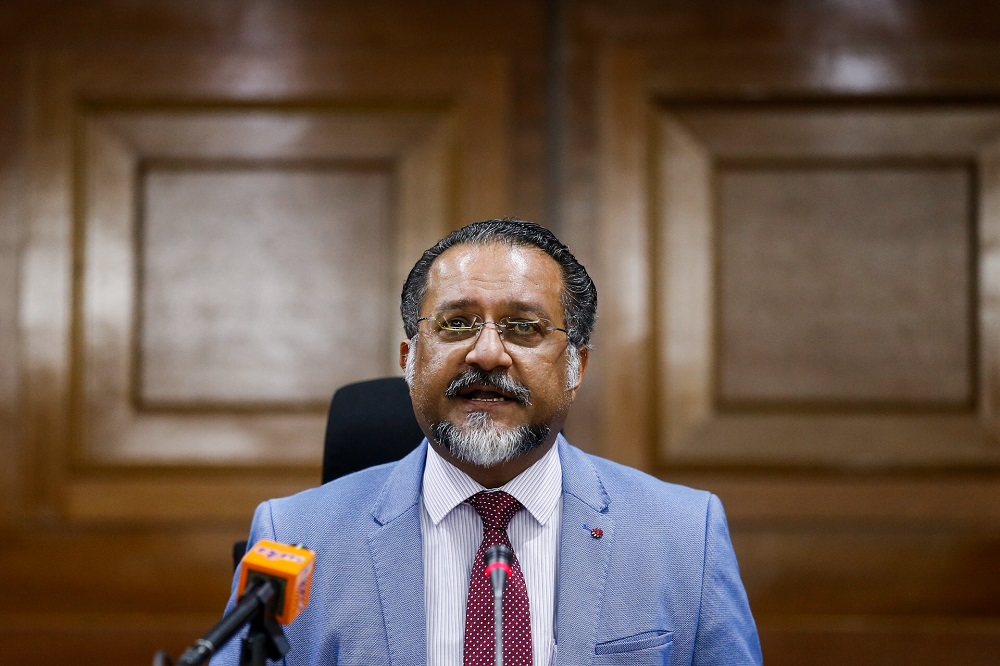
464, 490, 533, 666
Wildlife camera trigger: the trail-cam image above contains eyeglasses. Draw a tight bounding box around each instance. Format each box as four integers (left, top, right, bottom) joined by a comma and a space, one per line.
417, 313, 568, 349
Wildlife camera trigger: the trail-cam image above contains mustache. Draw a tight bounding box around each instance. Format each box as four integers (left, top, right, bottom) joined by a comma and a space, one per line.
444, 368, 532, 406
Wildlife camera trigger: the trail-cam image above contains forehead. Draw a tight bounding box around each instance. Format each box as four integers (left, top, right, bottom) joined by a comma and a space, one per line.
423, 242, 564, 314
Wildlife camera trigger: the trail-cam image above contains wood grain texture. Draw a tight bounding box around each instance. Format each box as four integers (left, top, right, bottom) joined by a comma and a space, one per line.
718, 165, 972, 406
5, 4, 539, 663
21, 47, 511, 525
638, 101, 1000, 468
0, 46, 24, 530
5, 2, 1000, 664
580, 2, 1000, 664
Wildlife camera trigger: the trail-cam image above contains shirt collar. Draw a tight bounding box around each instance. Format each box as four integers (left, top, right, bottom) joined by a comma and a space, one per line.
421, 438, 563, 527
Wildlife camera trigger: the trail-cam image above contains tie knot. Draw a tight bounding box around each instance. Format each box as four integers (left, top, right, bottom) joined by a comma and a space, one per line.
465, 490, 522, 532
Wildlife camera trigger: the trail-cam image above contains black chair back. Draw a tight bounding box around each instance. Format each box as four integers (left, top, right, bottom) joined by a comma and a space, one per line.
321, 376, 424, 483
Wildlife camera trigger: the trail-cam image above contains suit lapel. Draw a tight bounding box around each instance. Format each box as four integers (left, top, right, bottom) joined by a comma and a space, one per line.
554, 438, 612, 665
367, 441, 429, 666
363, 438, 614, 664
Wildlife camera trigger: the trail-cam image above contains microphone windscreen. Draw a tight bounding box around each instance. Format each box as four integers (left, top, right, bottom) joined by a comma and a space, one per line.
237, 540, 315, 624
484, 543, 513, 592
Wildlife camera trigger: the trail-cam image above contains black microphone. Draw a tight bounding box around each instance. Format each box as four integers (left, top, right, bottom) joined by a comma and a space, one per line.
484, 544, 513, 666
484, 543, 513, 595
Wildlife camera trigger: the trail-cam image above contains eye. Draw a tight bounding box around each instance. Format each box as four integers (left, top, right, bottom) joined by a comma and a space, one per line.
441, 314, 477, 330
504, 319, 542, 336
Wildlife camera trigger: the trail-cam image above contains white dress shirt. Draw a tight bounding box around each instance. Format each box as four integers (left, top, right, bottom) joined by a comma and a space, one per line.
421, 442, 562, 666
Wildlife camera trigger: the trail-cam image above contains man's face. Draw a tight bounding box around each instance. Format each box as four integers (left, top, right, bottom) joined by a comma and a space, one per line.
400, 242, 587, 467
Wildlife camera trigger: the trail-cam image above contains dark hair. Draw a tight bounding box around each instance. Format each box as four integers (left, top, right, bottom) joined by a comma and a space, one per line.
400, 218, 597, 348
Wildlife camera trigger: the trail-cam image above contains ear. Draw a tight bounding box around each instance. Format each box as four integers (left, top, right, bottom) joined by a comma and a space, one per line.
567, 346, 590, 397
399, 339, 411, 371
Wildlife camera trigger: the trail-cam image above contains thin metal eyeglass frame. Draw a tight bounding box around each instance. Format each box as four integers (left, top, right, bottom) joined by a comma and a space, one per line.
416, 314, 568, 348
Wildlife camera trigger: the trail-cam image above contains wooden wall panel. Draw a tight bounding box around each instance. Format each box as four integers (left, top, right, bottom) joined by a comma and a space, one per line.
23, 49, 509, 526
638, 105, 1000, 469
139, 167, 395, 405
718, 166, 971, 405
4, 3, 543, 662
581, 2, 1000, 663
7, 2, 1000, 665
596, 70, 1000, 473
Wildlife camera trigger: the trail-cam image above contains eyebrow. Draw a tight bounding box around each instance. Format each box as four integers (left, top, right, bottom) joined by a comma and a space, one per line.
434, 298, 553, 317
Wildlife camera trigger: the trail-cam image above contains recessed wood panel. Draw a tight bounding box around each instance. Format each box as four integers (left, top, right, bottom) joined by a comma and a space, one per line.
78, 108, 443, 472
634, 104, 1000, 468
594, 39, 1000, 664
140, 165, 394, 407
23, 48, 511, 521
718, 165, 972, 406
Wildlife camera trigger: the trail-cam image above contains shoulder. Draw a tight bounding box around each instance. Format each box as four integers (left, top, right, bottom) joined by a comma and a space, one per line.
564, 440, 711, 499
257, 442, 427, 538
560, 440, 720, 526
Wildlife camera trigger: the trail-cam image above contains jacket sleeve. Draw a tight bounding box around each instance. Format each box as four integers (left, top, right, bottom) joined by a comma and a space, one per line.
692, 494, 763, 666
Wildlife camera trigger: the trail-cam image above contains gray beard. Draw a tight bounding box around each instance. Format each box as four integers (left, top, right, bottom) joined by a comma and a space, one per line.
404, 333, 568, 466
430, 412, 550, 468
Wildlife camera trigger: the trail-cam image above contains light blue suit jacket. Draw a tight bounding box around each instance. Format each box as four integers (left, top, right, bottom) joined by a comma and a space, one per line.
212, 437, 762, 665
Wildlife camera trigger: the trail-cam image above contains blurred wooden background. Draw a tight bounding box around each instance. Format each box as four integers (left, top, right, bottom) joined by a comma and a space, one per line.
2, 1, 1000, 664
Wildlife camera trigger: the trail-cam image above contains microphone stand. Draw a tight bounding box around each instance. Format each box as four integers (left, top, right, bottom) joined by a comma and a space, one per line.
492, 585, 504, 666
238, 580, 290, 666
155, 579, 290, 666
484, 544, 513, 666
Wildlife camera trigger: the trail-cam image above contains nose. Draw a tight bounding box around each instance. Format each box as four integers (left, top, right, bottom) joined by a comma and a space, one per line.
464, 322, 514, 371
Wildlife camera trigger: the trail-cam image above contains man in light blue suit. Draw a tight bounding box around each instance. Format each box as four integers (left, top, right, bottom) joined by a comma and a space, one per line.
212, 219, 762, 665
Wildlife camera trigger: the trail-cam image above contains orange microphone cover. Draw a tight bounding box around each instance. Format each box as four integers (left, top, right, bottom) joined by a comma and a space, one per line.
237, 540, 315, 624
